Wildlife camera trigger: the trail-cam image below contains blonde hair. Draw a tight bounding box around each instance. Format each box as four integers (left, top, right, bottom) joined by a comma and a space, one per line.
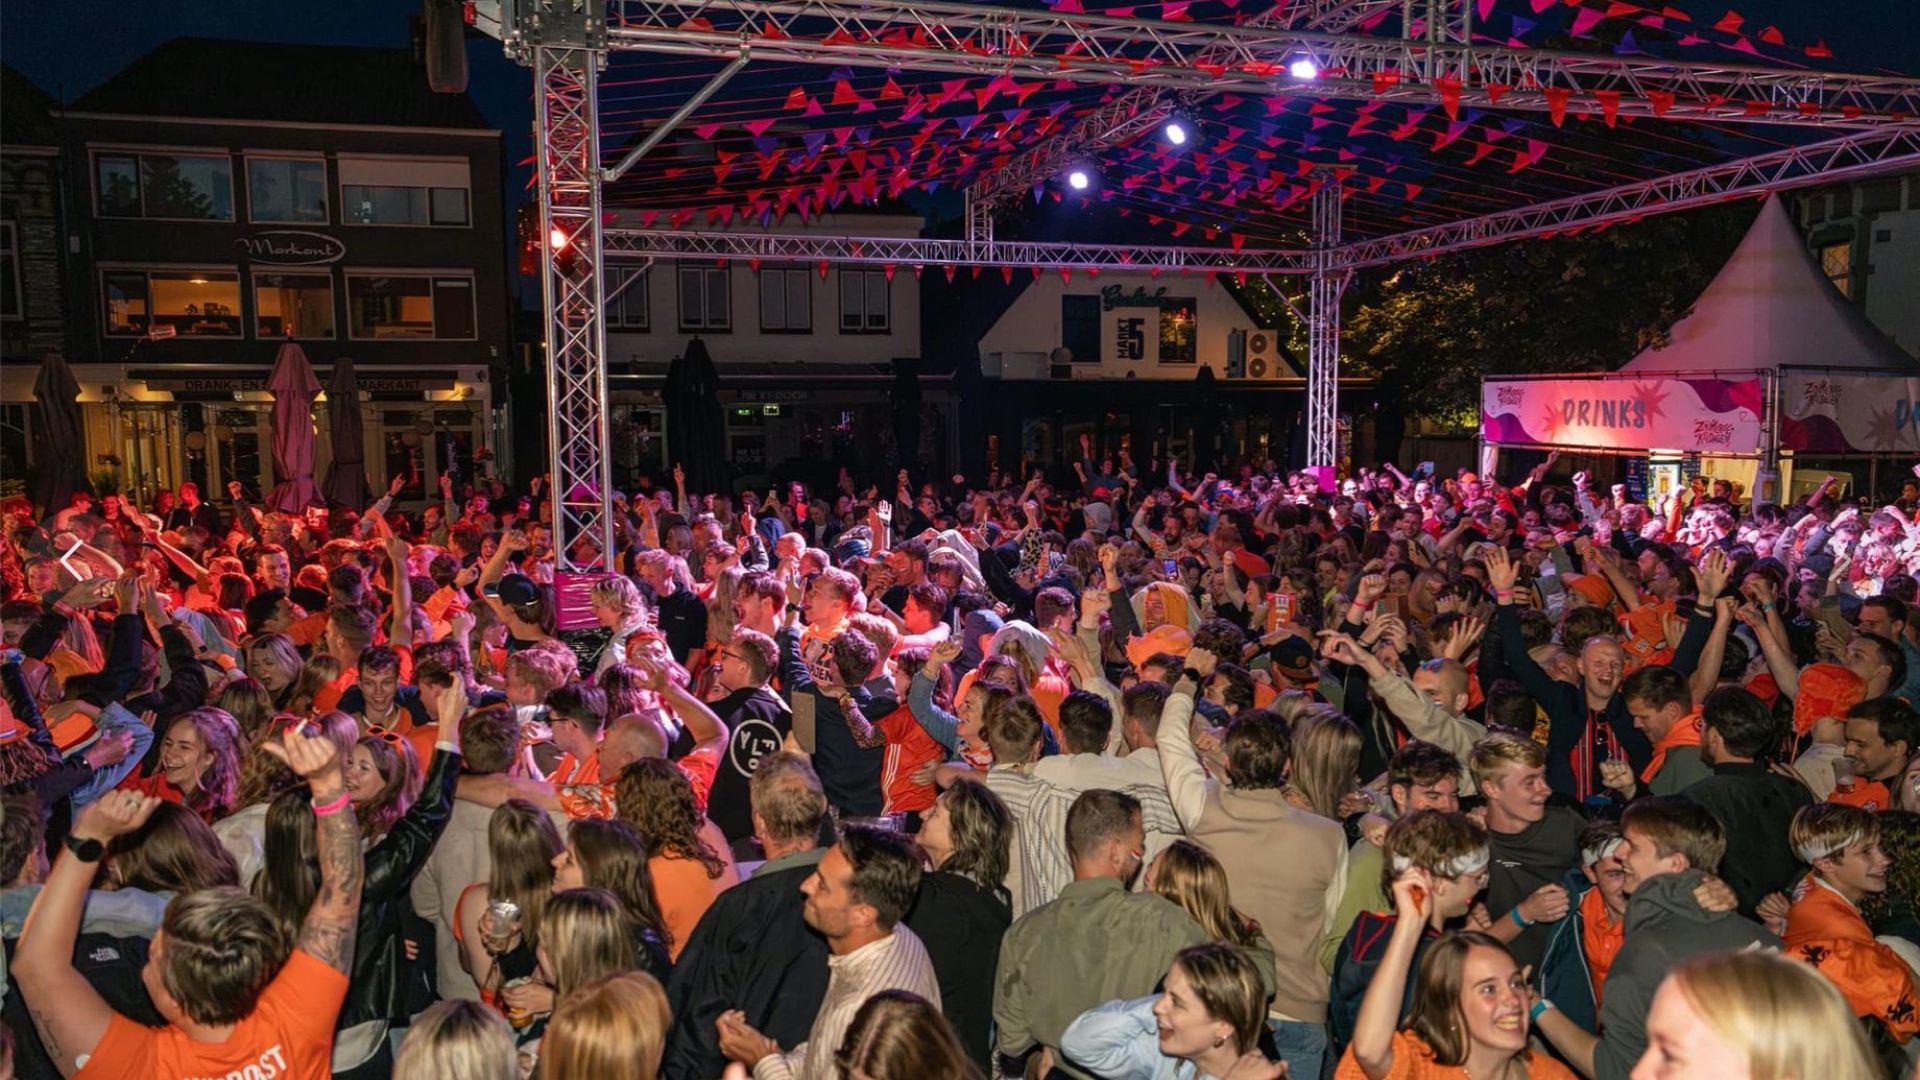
285, 652, 340, 717
1790, 802, 1879, 866
1469, 730, 1546, 786
1286, 710, 1361, 820
394, 999, 517, 1080
540, 971, 671, 1080
543, 888, 639, 1000
1667, 951, 1879, 1080
1151, 839, 1263, 950
590, 576, 649, 633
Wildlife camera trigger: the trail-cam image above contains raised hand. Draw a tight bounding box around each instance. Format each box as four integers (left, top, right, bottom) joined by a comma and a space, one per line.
262, 724, 343, 785
875, 500, 892, 525
926, 637, 963, 668
59, 577, 116, 610
1355, 573, 1388, 605
1484, 547, 1519, 594
227, 480, 245, 501
1696, 548, 1731, 599
1185, 646, 1219, 680
388, 474, 407, 498
72, 789, 162, 843
502, 529, 530, 553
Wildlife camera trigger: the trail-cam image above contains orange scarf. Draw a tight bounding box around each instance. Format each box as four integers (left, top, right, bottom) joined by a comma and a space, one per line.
1785, 881, 1920, 1041
1640, 705, 1703, 784
1579, 885, 1625, 1006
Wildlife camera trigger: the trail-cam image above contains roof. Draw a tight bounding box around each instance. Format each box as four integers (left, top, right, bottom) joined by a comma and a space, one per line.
1, 65, 59, 146
68, 37, 493, 131
1621, 194, 1918, 374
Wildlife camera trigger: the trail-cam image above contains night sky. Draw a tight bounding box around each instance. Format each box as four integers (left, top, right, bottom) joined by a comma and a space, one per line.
3, 0, 1913, 253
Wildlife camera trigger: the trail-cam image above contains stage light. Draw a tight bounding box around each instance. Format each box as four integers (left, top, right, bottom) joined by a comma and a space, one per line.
1288, 56, 1321, 80
1067, 167, 1092, 191
1164, 118, 1189, 146
549, 226, 571, 250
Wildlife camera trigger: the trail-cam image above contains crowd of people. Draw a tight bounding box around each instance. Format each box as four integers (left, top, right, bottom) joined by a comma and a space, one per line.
3, 448, 1920, 1080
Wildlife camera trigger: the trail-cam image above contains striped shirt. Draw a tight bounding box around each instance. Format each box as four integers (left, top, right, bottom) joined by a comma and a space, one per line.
751, 924, 942, 1080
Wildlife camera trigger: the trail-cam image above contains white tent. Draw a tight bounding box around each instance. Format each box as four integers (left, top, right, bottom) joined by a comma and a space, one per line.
1621, 194, 1915, 375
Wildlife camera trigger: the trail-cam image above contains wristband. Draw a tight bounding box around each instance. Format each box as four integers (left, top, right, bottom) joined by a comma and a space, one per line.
311, 790, 352, 816
1494, 589, 1514, 603
1510, 906, 1534, 930
1760, 601, 1775, 613
1530, 999, 1553, 1024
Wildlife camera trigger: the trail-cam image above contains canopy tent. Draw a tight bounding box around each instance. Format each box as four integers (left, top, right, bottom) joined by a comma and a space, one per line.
1482, 194, 1920, 501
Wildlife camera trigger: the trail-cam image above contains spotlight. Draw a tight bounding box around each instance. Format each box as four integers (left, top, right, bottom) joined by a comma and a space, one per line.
548, 225, 571, 251
1288, 56, 1321, 80
1163, 117, 1189, 146
1066, 167, 1092, 191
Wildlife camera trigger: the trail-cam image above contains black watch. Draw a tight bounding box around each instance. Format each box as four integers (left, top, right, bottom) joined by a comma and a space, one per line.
786, 603, 802, 614
64, 834, 106, 863
1181, 666, 1204, 685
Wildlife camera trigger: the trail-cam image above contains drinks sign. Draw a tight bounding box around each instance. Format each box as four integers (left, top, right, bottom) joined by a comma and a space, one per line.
234, 230, 346, 266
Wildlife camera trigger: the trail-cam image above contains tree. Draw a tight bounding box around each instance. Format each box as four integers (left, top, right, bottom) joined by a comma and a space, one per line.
1340, 200, 1754, 427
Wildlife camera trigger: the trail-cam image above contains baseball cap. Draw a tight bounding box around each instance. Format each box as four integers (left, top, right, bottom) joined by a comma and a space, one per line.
498, 574, 540, 607
1794, 662, 1866, 736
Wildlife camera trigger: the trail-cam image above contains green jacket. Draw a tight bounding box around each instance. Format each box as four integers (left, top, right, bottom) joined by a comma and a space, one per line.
993, 876, 1207, 1075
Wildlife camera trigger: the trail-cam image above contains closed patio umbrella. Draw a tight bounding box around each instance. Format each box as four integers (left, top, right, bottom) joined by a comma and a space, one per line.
29, 352, 92, 515
265, 342, 323, 513
663, 337, 727, 495
320, 356, 370, 510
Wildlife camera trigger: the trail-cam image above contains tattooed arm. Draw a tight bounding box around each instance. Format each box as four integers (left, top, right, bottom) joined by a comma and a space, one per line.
15, 791, 163, 1076
294, 733, 364, 975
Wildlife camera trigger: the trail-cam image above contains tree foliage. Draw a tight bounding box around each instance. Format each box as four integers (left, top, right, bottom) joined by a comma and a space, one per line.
1340, 200, 1755, 427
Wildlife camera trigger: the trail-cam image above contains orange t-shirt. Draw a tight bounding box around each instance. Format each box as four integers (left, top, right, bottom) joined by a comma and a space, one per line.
651, 816, 738, 961
76, 948, 347, 1080
1334, 1031, 1578, 1080
1579, 886, 1625, 1006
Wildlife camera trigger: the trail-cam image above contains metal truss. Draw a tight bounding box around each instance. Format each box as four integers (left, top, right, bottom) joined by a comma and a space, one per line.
534, 42, 617, 574
602, 226, 1322, 272
606, 0, 1920, 130
1307, 172, 1348, 470
967, 0, 1408, 221
1337, 127, 1920, 268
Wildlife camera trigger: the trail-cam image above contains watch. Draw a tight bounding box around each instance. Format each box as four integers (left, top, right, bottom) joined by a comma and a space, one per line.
64, 834, 106, 863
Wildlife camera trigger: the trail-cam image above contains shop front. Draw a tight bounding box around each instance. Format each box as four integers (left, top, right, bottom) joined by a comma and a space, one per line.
2, 361, 495, 511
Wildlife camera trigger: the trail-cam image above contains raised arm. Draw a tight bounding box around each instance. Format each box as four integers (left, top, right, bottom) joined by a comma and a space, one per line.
273, 726, 364, 974
1347, 872, 1433, 1080
1160, 651, 1218, 829
15, 791, 165, 1075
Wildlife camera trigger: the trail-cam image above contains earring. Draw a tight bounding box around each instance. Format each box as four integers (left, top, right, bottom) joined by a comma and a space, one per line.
1212, 1035, 1226, 1049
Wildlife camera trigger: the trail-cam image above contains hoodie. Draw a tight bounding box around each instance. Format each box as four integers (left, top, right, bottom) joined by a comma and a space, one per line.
1591, 869, 1778, 1080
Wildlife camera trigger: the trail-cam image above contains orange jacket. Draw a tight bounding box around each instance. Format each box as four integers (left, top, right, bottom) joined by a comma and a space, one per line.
1784, 880, 1920, 1042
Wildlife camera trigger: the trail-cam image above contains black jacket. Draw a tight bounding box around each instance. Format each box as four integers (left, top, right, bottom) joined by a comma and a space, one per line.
337, 745, 459, 1031
661, 856, 830, 1080
1683, 761, 1814, 917
777, 626, 892, 817
1494, 601, 1711, 800
905, 870, 1011, 1073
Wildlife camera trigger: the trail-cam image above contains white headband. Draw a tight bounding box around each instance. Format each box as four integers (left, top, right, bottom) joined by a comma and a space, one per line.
1390, 846, 1491, 881
1795, 829, 1864, 865
1581, 836, 1625, 867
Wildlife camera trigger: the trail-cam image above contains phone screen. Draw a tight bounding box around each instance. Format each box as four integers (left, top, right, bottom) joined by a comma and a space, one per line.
1161, 559, 1178, 576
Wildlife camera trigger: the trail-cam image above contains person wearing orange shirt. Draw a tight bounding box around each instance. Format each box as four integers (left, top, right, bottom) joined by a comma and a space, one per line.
14, 726, 363, 1080
1784, 803, 1920, 1047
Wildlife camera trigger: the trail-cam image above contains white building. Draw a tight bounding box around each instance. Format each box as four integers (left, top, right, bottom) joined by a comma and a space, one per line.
599, 210, 936, 486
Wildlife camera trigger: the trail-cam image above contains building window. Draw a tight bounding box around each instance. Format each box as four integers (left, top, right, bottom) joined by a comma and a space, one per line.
103, 268, 243, 336
759, 267, 812, 332
346, 273, 475, 339
338, 156, 471, 227
1819, 241, 1852, 299
248, 157, 328, 224
94, 151, 234, 221
1158, 297, 1197, 363
678, 267, 730, 331
839, 270, 889, 333
607, 265, 650, 330
1061, 294, 1100, 363
254, 271, 335, 338
0, 221, 19, 321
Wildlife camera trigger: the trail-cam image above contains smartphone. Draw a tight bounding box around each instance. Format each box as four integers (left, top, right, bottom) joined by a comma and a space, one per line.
1161, 559, 1178, 576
